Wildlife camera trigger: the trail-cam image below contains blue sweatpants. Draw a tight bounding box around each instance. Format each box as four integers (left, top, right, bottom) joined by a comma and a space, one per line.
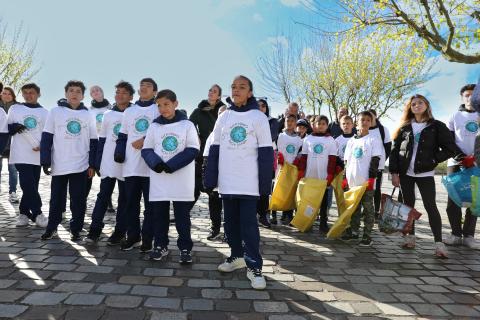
46, 170, 87, 233
90, 177, 126, 234
15, 164, 42, 221
223, 197, 263, 270
152, 201, 193, 251
124, 176, 153, 241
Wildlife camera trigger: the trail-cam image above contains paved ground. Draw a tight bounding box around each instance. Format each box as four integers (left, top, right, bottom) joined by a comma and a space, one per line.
0, 163, 480, 320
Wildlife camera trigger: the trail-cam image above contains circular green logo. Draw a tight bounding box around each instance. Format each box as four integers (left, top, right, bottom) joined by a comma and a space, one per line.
230, 126, 247, 143
96, 113, 104, 123
313, 144, 324, 154
67, 120, 81, 134
353, 147, 363, 159
465, 121, 478, 133
23, 117, 37, 130
162, 135, 178, 152
414, 132, 421, 143
135, 118, 149, 133
113, 123, 121, 137
286, 144, 295, 154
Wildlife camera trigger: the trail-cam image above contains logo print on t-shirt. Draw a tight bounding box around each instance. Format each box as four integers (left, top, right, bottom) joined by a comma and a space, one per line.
230, 126, 247, 143
96, 113, 104, 123
113, 123, 121, 137
414, 132, 421, 143
286, 144, 295, 154
23, 117, 37, 130
162, 135, 178, 152
135, 118, 149, 133
67, 120, 82, 135
313, 144, 324, 154
353, 147, 363, 159
465, 121, 479, 133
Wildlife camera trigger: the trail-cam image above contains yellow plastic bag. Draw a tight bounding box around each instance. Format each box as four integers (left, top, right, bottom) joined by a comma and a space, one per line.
331, 171, 346, 215
269, 162, 299, 211
327, 183, 368, 239
290, 178, 327, 232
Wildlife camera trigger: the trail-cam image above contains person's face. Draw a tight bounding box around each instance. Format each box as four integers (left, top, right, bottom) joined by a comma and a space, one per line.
157, 97, 178, 119
462, 90, 473, 108
296, 125, 307, 136
139, 82, 156, 100
208, 86, 220, 101
231, 78, 252, 106
258, 101, 267, 114
410, 97, 428, 116
358, 115, 372, 130
313, 120, 328, 133
338, 107, 348, 119
22, 88, 40, 104
286, 117, 296, 130
340, 118, 353, 133
288, 104, 299, 115
1, 90, 13, 103
65, 86, 84, 106
115, 87, 133, 106
90, 86, 104, 102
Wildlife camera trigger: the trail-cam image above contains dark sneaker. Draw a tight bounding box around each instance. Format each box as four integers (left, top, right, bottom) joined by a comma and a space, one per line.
140, 239, 153, 253
71, 232, 81, 242
121, 237, 141, 251
86, 229, 101, 243
319, 224, 330, 233
107, 231, 125, 246
150, 246, 169, 261
41, 229, 57, 240
179, 250, 193, 265
270, 214, 278, 225
359, 236, 373, 247
207, 229, 221, 241
258, 215, 271, 228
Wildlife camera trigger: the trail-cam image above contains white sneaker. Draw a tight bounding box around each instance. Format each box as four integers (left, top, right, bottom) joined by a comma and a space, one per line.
402, 235, 416, 249
443, 234, 462, 246
435, 242, 448, 258
9, 192, 19, 204
218, 257, 246, 273
247, 268, 267, 290
16, 214, 29, 227
463, 236, 480, 250
35, 214, 48, 228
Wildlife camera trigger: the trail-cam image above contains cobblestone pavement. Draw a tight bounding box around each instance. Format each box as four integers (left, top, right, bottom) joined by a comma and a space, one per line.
0, 165, 479, 319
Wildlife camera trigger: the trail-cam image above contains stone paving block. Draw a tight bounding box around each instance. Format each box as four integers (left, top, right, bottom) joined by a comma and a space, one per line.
118, 275, 151, 284
64, 293, 105, 305
76, 265, 113, 274
0, 279, 16, 288
52, 272, 88, 281
188, 279, 222, 288
144, 297, 181, 309
150, 311, 188, 320
268, 316, 308, 320
410, 303, 450, 317
0, 304, 28, 318
306, 291, 336, 301
392, 293, 424, 303
44, 263, 77, 271
215, 299, 251, 312
96, 283, 131, 294
350, 302, 382, 314
323, 302, 355, 314
152, 277, 184, 286
131, 285, 168, 297
375, 303, 416, 316
254, 301, 289, 313
202, 288, 233, 299
20, 306, 67, 320
64, 307, 104, 320
183, 298, 215, 311
143, 268, 174, 277
52, 282, 95, 293
102, 310, 146, 320
441, 304, 480, 317
104, 295, 143, 308
420, 293, 454, 304
0, 289, 28, 302
236, 289, 270, 300
22, 292, 69, 305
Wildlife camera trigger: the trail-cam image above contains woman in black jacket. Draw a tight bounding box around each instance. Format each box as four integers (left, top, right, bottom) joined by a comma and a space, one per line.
390, 94, 465, 258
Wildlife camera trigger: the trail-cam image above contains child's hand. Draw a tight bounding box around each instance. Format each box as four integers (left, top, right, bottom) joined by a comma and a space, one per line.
88, 167, 95, 178
32, 146, 40, 152
391, 174, 400, 187
42, 165, 51, 175
131, 137, 145, 150
367, 178, 375, 191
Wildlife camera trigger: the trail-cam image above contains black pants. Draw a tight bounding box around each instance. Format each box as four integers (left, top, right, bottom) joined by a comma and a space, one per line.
90, 178, 126, 234
208, 191, 223, 232
374, 170, 383, 215
152, 201, 193, 251
446, 165, 477, 237
319, 188, 329, 226
86, 176, 113, 208
400, 175, 442, 242
124, 176, 153, 241
15, 164, 42, 221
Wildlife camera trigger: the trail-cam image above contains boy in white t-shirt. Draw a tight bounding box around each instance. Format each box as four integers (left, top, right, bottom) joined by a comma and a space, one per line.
142, 90, 199, 264
295, 115, 337, 233
341, 111, 382, 246
335, 115, 355, 164
40, 80, 98, 241
86, 81, 134, 244
114, 78, 159, 252
7, 83, 48, 228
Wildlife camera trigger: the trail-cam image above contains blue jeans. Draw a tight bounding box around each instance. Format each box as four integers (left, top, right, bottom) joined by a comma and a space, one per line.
0, 159, 18, 193
152, 201, 193, 251
15, 164, 42, 220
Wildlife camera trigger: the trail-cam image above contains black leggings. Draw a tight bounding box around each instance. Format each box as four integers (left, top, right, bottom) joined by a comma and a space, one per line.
400, 175, 442, 242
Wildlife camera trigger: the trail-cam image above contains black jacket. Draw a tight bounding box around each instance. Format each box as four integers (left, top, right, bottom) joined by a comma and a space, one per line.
189, 100, 225, 150
389, 119, 464, 175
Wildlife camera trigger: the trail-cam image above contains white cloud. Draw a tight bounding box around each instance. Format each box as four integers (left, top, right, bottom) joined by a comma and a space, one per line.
253, 13, 263, 22
267, 35, 289, 48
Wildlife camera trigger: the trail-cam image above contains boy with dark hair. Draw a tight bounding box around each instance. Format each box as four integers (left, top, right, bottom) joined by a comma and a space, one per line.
446, 83, 480, 249
114, 78, 159, 251
8, 83, 49, 227
40, 80, 98, 241
142, 89, 199, 263
86, 81, 134, 244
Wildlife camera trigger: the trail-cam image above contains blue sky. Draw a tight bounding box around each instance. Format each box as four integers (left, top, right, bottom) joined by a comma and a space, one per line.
1, 0, 479, 129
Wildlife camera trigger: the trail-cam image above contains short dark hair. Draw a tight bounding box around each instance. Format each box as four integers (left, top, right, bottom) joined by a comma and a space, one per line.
140, 78, 158, 91
314, 115, 329, 125
64, 80, 86, 94
368, 109, 377, 117
235, 75, 253, 92
460, 84, 476, 95
0, 81, 3, 93
340, 115, 353, 123
286, 114, 297, 121
155, 89, 177, 102
115, 81, 135, 96
21, 83, 41, 94
358, 111, 373, 120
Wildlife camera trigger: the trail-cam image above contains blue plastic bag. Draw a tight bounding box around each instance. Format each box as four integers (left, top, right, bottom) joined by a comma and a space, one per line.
442, 167, 480, 208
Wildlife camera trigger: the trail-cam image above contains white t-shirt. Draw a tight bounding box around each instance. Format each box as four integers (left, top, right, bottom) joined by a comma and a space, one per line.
203, 133, 214, 157
99, 109, 125, 180
7, 104, 48, 165
335, 134, 353, 161
0, 108, 8, 134
43, 106, 98, 176
369, 126, 391, 170
301, 135, 337, 179
212, 109, 272, 196
344, 134, 383, 188
90, 106, 111, 134
447, 110, 479, 166
144, 119, 199, 201
407, 122, 434, 177
277, 132, 303, 164
119, 103, 159, 177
